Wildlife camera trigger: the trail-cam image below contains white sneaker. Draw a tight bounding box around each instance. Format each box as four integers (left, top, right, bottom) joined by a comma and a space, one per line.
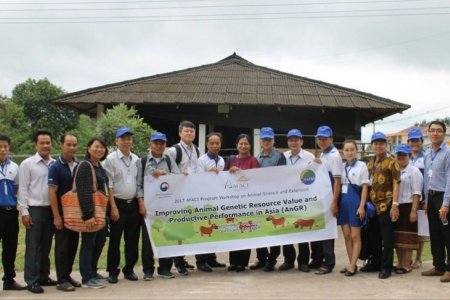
82, 278, 105, 289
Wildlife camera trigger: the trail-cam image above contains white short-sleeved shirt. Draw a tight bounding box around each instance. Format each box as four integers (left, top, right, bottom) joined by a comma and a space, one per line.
399, 164, 423, 204
341, 160, 369, 186
320, 146, 343, 178
166, 141, 200, 174
284, 149, 315, 166
197, 153, 225, 173
410, 151, 425, 171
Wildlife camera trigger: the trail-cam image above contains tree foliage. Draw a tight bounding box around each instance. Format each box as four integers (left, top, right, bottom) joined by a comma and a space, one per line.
70, 114, 97, 154
415, 117, 450, 127
96, 103, 153, 156
11, 78, 79, 140
0, 100, 34, 153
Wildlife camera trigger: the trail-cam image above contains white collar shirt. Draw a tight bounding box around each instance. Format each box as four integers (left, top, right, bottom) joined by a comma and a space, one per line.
103, 149, 139, 199
399, 164, 423, 204
18, 153, 55, 216
284, 149, 315, 166
197, 153, 225, 173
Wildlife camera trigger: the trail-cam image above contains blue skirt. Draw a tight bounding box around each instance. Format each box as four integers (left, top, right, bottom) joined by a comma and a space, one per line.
337, 184, 362, 227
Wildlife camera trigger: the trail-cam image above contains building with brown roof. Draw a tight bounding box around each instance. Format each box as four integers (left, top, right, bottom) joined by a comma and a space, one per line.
52, 53, 410, 155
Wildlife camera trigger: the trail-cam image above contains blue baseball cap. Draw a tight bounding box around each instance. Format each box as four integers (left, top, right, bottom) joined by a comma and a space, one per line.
316, 126, 333, 138
287, 129, 303, 139
395, 144, 411, 154
260, 127, 275, 139
371, 131, 387, 143
407, 128, 423, 140
150, 132, 167, 142
116, 127, 133, 138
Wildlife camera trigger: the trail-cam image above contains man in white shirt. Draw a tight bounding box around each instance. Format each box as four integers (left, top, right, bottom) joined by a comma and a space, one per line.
18, 130, 56, 294
103, 127, 140, 284
280, 129, 315, 272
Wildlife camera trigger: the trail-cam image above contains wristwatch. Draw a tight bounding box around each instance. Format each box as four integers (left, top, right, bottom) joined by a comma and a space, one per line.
392, 202, 399, 206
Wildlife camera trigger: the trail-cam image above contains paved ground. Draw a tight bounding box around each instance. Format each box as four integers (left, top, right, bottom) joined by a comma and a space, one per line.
2, 232, 449, 299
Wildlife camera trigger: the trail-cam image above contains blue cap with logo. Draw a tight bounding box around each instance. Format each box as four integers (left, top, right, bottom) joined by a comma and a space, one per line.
287, 129, 303, 139
150, 132, 167, 142
395, 144, 411, 154
315, 126, 333, 138
371, 131, 387, 143
116, 127, 133, 138
407, 128, 423, 140
260, 127, 275, 139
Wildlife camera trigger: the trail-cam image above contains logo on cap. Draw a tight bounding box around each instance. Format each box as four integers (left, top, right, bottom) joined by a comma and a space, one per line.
316, 126, 333, 138
260, 127, 275, 139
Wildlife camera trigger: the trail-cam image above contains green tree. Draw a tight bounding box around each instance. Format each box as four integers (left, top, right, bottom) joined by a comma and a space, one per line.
0, 100, 34, 153
415, 117, 450, 127
11, 78, 78, 140
151, 219, 164, 232
96, 103, 153, 156
70, 114, 96, 154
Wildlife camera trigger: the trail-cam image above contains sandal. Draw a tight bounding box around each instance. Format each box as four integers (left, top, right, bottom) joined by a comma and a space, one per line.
315, 266, 331, 275
395, 267, 412, 274
411, 260, 422, 269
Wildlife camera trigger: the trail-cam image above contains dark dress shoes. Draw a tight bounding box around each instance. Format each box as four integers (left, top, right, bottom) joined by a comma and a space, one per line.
124, 273, 138, 281
207, 260, 226, 268
378, 269, 391, 279
27, 283, 44, 294
3, 281, 27, 291
107, 275, 118, 284
197, 262, 213, 272
249, 261, 265, 270
39, 277, 57, 286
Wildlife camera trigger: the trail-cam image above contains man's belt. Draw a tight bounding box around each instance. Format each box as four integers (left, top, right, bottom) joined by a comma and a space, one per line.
0, 206, 16, 211
115, 197, 136, 204
429, 190, 444, 196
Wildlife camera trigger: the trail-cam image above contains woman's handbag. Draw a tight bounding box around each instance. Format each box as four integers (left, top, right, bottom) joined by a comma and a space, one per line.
61, 161, 108, 232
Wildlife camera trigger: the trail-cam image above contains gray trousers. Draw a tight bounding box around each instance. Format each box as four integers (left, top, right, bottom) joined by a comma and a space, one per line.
24, 206, 54, 285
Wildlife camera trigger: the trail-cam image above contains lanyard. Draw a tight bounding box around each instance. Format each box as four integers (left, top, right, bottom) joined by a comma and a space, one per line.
345, 160, 357, 184
118, 151, 131, 169
207, 152, 219, 167
149, 157, 164, 169
180, 143, 194, 166
289, 154, 300, 165
430, 148, 441, 168
0, 161, 7, 177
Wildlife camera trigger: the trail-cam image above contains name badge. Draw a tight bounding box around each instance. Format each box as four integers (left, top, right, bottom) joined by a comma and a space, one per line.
342, 184, 348, 194
126, 174, 133, 184
428, 169, 433, 178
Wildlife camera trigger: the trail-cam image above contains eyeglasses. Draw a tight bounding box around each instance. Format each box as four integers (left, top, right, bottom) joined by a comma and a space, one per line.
428, 128, 445, 134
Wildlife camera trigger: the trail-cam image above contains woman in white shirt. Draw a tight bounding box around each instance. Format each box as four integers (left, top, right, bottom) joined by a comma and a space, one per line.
393, 144, 423, 274
338, 140, 369, 276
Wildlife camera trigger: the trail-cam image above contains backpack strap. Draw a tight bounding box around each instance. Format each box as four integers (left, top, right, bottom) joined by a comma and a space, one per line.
141, 156, 147, 182
164, 154, 172, 173
174, 144, 182, 165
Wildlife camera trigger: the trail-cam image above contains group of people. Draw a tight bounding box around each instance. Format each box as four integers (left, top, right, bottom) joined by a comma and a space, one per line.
0, 119, 449, 294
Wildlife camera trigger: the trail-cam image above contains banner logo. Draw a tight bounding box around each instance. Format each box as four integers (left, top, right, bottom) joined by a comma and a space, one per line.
160, 182, 170, 192
300, 169, 316, 185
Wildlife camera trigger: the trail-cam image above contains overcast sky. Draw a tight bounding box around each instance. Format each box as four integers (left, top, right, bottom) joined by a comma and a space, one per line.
1, 0, 450, 142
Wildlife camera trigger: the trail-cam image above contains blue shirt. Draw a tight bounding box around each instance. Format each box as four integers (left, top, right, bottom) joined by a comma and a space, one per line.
0, 158, 19, 207
48, 156, 78, 201
424, 142, 450, 206
258, 148, 286, 168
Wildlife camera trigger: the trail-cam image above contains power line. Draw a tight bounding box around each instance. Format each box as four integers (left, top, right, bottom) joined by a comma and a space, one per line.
0, 0, 436, 5
0, 0, 443, 11
2, 6, 449, 20
1, 11, 449, 24
375, 106, 450, 125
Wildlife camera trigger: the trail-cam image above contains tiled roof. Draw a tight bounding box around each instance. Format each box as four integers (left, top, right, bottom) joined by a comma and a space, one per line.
53, 53, 409, 118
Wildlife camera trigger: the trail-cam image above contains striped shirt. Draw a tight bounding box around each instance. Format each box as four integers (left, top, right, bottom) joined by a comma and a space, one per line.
424, 142, 450, 206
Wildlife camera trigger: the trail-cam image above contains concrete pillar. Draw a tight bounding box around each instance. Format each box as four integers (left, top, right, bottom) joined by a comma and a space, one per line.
199, 124, 206, 155
253, 128, 260, 157
96, 104, 105, 119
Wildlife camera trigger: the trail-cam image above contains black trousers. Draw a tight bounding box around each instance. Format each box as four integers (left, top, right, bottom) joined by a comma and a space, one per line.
79, 226, 107, 283
54, 226, 79, 283
141, 218, 174, 273
0, 208, 19, 283
369, 210, 394, 272
427, 192, 450, 272
107, 199, 141, 276
229, 249, 251, 267
24, 206, 54, 286
297, 242, 323, 265
255, 246, 281, 265
283, 244, 309, 265
195, 253, 218, 264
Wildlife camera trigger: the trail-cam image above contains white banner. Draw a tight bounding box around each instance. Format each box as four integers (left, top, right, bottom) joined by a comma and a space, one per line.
144, 162, 337, 258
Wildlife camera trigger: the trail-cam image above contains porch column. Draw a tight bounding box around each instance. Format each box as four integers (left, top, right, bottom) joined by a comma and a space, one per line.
199, 123, 206, 155
253, 128, 260, 157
